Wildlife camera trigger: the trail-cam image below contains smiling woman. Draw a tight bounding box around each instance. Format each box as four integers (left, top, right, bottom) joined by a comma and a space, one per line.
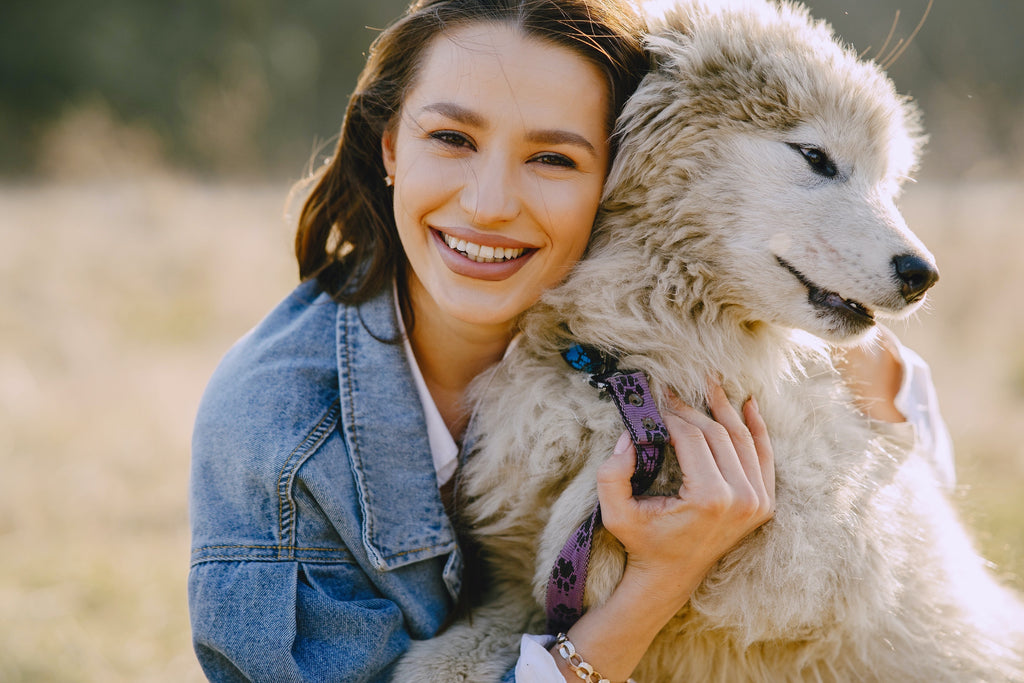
377, 23, 615, 442
187, 1, 650, 681
382, 23, 609, 334
186, 0, 956, 681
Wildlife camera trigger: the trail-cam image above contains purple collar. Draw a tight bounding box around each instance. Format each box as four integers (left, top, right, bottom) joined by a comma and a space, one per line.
545, 344, 670, 634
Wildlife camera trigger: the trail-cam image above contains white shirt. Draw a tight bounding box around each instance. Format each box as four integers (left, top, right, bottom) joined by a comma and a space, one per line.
394, 289, 459, 487
397, 307, 954, 680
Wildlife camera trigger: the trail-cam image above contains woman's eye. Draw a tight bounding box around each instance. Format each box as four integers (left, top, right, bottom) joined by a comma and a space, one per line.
430, 130, 474, 150
788, 143, 838, 178
531, 152, 577, 169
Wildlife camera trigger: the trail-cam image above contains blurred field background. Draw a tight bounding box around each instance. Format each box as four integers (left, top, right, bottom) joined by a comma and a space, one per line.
1, 1, 1021, 681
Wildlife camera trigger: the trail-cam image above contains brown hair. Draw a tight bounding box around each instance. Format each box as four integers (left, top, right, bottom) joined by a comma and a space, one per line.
293, 0, 648, 304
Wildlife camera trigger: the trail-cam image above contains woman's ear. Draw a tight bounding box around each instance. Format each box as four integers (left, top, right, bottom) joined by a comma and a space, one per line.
381, 127, 397, 178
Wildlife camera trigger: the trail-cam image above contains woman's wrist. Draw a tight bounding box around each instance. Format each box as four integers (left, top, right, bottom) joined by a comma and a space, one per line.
618, 553, 712, 608
549, 562, 702, 682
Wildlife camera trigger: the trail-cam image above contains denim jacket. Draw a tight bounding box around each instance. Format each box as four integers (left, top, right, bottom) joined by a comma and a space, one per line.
189, 279, 462, 682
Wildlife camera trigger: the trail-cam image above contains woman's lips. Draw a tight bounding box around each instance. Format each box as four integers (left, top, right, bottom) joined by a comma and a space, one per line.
430, 229, 535, 281
442, 232, 526, 263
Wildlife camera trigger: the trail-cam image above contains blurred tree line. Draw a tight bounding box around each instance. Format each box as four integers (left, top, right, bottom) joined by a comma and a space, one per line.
0, 0, 1020, 179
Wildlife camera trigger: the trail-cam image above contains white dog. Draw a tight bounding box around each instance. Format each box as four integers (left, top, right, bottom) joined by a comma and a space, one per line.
395, 1, 1024, 680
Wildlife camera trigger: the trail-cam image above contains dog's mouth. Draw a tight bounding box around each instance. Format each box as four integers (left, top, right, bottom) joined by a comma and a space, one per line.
776, 256, 876, 328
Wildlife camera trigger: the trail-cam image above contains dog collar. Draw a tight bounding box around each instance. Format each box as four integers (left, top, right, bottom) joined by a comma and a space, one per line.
545, 343, 670, 634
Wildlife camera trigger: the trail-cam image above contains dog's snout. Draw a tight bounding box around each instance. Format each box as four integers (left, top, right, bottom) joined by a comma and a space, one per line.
892, 254, 939, 302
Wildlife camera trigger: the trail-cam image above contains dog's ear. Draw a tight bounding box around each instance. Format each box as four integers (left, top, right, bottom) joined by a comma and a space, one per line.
601, 33, 690, 205
639, 0, 701, 71
644, 32, 689, 72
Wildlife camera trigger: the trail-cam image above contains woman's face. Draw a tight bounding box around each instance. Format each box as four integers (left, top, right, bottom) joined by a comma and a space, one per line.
382, 22, 611, 331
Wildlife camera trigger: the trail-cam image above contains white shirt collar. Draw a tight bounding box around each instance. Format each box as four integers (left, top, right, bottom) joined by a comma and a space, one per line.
392, 283, 525, 488
394, 285, 459, 487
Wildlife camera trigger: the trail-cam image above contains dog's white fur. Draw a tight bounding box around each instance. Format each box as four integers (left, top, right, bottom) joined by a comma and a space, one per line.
394, 1, 1024, 680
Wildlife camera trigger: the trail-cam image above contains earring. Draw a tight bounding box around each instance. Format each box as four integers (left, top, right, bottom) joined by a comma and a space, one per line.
384, 174, 394, 187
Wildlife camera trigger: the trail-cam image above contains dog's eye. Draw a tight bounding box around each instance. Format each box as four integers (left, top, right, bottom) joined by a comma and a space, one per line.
788, 143, 838, 178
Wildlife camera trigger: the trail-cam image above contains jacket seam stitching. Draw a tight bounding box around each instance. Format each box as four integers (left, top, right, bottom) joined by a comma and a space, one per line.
340, 307, 374, 544
190, 555, 357, 566
384, 542, 456, 560
190, 543, 448, 562
276, 401, 340, 560
192, 544, 351, 553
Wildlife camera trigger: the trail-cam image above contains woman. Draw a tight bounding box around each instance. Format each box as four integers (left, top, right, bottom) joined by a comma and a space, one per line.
188, 0, 952, 680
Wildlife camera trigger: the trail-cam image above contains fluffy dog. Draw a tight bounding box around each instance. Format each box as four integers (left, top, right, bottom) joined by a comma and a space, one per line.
395, 0, 1024, 680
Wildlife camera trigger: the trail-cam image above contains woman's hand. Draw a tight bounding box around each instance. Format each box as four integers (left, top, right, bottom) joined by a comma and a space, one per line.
834, 325, 906, 423
597, 381, 776, 605
550, 383, 775, 682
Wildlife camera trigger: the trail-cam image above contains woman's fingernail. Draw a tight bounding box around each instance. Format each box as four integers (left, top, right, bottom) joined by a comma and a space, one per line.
750, 396, 759, 411
614, 431, 631, 455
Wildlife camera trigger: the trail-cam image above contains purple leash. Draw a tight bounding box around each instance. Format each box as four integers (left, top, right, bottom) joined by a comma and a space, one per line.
545, 344, 669, 635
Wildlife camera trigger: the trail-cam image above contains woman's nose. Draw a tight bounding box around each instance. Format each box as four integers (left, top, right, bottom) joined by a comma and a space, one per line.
460, 157, 521, 225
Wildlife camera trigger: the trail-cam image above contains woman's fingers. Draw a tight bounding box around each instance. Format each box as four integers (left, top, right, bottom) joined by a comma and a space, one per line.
660, 408, 723, 488
664, 385, 774, 519
706, 383, 772, 507
665, 389, 749, 489
597, 432, 639, 520
743, 396, 776, 509
600, 386, 775, 542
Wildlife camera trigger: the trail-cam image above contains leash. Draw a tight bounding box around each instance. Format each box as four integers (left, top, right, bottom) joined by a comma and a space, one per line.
545, 343, 670, 635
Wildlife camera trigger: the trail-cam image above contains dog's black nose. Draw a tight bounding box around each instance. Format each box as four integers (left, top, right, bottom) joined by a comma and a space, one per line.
893, 254, 939, 302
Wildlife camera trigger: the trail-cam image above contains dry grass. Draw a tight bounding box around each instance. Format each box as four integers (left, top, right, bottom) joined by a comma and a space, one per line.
0, 178, 294, 682
0, 176, 1021, 681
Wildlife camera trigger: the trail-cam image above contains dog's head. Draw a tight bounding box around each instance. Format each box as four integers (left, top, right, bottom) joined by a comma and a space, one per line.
598, 0, 937, 344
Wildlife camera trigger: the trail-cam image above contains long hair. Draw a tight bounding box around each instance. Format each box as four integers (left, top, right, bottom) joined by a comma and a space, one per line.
293, 0, 648, 306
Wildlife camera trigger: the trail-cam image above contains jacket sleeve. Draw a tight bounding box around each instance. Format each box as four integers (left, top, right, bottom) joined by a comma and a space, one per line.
188, 558, 410, 683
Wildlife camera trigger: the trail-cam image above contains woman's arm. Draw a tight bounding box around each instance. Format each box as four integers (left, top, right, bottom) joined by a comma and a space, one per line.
537, 383, 775, 682
835, 325, 956, 489
834, 325, 907, 423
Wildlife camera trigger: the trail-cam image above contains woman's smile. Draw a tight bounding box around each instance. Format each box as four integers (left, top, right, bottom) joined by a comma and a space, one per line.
430, 227, 536, 281
381, 22, 610, 328
440, 231, 528, 263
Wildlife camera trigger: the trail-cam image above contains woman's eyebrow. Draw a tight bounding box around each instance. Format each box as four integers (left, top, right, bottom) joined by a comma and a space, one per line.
419, 101, 596, 154
526, 130, 596, 154
420, 102, 485, 128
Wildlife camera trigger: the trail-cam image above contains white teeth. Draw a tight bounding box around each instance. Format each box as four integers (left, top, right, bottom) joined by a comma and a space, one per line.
442, 232, 525, 263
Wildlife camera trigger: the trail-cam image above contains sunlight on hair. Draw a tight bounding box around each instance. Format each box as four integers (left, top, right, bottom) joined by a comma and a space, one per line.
639, 0, 760, 24
637, 0, 677, 23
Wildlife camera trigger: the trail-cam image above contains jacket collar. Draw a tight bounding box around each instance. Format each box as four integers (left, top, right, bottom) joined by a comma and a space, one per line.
335, 286, 458, 572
